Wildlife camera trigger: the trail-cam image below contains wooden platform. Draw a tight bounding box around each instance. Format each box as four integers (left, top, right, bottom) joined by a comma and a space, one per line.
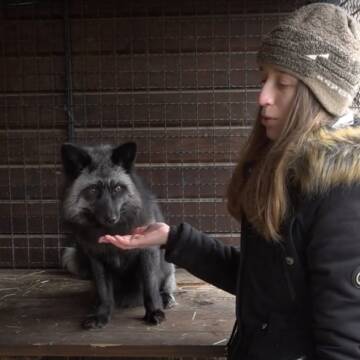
0, 269, 235, 358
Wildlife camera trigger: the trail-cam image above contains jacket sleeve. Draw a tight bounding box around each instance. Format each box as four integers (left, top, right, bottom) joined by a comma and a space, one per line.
306, 186, 360, 360
164, 223, 240, 295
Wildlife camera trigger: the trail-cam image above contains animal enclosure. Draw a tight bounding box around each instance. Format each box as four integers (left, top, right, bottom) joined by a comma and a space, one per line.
0, 0, 311, 269
1, 0, 359, 269
1, 0, 360, 359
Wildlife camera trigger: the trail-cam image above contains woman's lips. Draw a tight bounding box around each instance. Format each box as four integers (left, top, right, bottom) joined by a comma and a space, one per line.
261, 116, 276, 124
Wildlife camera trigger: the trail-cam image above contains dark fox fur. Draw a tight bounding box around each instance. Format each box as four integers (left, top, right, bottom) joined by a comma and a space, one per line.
60, 142, 176, 329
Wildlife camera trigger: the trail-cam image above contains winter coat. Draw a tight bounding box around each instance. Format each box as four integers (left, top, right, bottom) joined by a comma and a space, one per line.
164, 125, 360, 360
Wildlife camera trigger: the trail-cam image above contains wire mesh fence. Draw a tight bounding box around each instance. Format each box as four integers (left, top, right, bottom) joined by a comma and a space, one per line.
0, 0, 358, 268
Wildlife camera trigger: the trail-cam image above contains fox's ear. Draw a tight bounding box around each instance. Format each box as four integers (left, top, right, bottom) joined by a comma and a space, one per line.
61, 143, 92, 179
111, 142, 137, 172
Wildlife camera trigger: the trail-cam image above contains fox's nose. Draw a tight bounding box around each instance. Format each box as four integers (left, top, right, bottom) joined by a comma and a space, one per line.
105, 215, 117, 224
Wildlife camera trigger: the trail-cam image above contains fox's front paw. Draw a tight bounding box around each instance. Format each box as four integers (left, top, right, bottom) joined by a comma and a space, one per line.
162, 292, 177, 309
144, 309, 165, 325
81, 313, 110, 329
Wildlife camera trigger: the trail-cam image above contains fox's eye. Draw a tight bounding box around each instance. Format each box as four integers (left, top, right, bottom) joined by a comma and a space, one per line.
114, 184, 124, 193
87, 186, 98, 195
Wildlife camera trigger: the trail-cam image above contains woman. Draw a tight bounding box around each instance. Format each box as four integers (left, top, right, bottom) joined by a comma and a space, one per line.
99, 3, 360, 359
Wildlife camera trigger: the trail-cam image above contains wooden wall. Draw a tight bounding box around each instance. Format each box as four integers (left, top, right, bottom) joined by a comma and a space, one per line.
0, 0, 310, 268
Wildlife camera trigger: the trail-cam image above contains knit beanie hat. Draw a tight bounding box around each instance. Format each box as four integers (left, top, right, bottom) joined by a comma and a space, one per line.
257, 3, 360, 117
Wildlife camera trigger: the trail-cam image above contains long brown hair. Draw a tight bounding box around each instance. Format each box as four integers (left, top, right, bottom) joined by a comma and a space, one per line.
227, 81, 333, 241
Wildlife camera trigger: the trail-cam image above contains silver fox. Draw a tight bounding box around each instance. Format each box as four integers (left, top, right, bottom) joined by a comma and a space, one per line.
61, 142, 176, 329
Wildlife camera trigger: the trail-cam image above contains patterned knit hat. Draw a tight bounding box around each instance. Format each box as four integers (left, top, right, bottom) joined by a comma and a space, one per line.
257, 3, 360, 117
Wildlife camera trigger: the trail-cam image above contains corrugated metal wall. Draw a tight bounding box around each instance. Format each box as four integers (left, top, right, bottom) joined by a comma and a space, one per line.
1, 0, 356, 268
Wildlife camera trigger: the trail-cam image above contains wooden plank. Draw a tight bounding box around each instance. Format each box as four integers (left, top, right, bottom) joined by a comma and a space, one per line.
0, 1, 294, 21
0, 127, 250, 165
0, 165, 235, 200
0, 89, 257, 129
0, 241, 239, 269
0, 345, 227, 357
0, 200, 240, 234
0, 94, 66, 129
71, 91, 258, 129
0, 234, 240, 268
0, 235, 63, 268
0, 269, 235, 357
0, 14, 282, 56
69, 56, 260, 90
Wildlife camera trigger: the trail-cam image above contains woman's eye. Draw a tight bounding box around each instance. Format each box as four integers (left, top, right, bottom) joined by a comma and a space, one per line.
277, 81, 293, 89
278, 78, 296, 87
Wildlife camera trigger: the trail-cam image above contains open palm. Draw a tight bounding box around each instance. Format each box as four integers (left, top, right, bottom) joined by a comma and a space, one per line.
98, 222, 170, 250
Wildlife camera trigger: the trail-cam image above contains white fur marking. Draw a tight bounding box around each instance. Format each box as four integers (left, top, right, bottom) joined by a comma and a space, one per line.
62, 247, 80, 275
306, 53, 329, 60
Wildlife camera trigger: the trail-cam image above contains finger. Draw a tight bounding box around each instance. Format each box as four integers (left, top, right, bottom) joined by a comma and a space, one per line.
99, 235, 127, 249
114, 234, 146, 248
102, 237, 127, 250
98, 236, 111, 243
114, 234, 135, 246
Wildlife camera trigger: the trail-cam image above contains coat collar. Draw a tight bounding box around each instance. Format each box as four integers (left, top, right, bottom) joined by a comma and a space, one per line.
290, 124, 360, 196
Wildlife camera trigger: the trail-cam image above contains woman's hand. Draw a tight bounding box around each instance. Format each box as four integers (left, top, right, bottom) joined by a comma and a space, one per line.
98, 222, 170, 250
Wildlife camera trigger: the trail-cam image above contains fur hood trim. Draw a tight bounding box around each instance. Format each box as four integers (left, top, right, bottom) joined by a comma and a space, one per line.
290, 126, 360, 195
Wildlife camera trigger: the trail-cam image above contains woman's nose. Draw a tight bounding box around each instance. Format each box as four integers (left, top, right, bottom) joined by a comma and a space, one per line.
258, 82, 274, 107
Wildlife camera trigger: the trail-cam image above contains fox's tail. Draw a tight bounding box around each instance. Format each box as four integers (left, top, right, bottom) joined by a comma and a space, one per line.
62, 247, 91, 279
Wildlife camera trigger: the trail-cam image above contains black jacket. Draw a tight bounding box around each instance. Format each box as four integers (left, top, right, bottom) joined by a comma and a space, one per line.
164, 126, 360, 360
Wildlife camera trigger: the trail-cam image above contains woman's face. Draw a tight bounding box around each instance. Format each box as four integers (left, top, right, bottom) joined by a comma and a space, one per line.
258, 64, 298, 140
